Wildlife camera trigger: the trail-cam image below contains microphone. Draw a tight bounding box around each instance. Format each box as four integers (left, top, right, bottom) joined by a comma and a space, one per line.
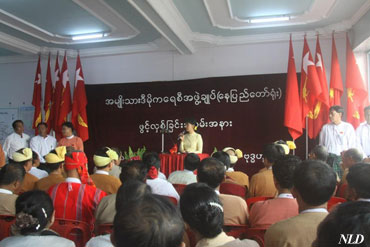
177, 130, 186, 140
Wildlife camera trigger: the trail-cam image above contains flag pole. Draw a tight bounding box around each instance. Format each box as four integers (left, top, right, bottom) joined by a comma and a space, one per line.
305, 117, 308, 159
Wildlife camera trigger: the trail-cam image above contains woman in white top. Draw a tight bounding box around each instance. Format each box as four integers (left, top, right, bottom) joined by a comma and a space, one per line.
179, 119, 203, 154
0, 190, 75, 247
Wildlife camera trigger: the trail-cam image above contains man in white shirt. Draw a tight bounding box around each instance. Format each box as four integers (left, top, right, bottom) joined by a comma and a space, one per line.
168, 153, 199, 185
319, 105, 356, 178
2, 120, 30, 161
356, 106, 370, 157
30, 122, 57, 164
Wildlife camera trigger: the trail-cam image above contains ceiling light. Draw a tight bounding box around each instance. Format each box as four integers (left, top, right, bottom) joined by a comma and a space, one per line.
72, 33, 104, 41
250, 16, 290, 24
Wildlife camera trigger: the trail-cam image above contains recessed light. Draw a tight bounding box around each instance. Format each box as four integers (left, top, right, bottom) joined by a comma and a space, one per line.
72, 33, 104, 41
250, 16, 290, 24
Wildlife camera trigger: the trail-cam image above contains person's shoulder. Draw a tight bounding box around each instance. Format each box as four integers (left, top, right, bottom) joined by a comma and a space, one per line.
219, 193, 246, 204
48, 135, 57, 141
23, 133, 30, 139
341, 121, 355, 129
86, 234, 111, 247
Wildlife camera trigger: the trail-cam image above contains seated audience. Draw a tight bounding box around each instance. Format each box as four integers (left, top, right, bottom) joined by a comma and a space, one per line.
108, 147, 123, 178
29, 151, 48, 179
249, 143, 284, 197
95, 160, 148, 225
223, 147, 249, 188
48, 150, 106, 225
57, 122, 84, 151
249, 155, 300, 228
12, 148, 39, 193
265, 160, 337, 247
35, 147, 66, 191
308, 145, 329, 162
91, 147, 122, 194
313, 201, 370, 247
274, 140, 290, 155
180, 183, 259, 247
87, 180, 152, 247
111, 194, 184, 247
168, 153, 199, 185
0, 163, 25, 214
197, 157, 249, 225
143, 152, 179, 201
0, 190, 75, 247
340, 148, 363, 185
346, 163, 370, 202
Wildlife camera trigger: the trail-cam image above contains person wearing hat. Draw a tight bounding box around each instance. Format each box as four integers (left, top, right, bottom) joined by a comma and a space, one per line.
179, 119, 203, 154
91, 147, 122, 195
223, 147, 249, 189
35, 146, 67, 191
48, 150, 106, 225
12, 148, 39, 194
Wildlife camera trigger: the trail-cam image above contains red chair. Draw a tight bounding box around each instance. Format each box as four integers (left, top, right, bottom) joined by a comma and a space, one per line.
223, 224, 249, 239
327, 196, 346, 211
220, 182, 247, 198
336, 183, 348, 199
246, 197, 273, 212
50, 219, 92, 247
173, 184, 187, 195
164, 196, 178, 205
96, 224, 113, 235
245, 228, 266, 247
0, 215, 15, 241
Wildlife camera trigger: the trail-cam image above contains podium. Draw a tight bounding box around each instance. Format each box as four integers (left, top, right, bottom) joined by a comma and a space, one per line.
159, 153, 209, 177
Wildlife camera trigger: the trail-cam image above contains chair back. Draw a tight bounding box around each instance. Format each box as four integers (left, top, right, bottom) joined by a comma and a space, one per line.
220, 182, 246, 198
245, 228, 266, 247
223, 224, 249, 239
97, 224, 113, 235
327, 196, 346, 211
246, 196, 273, 211
50, 219, 92, 247
173, 184, 187, 195
336, 183, 348, 199
0, 215, 15, 241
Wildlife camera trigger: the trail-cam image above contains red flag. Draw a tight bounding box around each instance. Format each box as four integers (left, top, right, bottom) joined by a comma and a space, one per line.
44, 53, 53, 134
52, 52, 63, 140
346, 35, 369, 128
284, 36, 302, 140
58, 51, 72, 129
329, 34, 343, 106
72, 54, 89, 142
300, 36, 322, 134
308, 36, 330, 139
32, 55, 42, 135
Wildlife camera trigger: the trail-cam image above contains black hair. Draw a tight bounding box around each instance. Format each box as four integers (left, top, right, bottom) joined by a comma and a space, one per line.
180, 183, 223, 238
120, 160, 148, 184
94, 147, 111, 169
344, 148, 363, 163
111, 147, 122, 157
12, 120, 24, 129
32, 151, 39, 163
13, 148, 32, 166
37, 122, 48, 128
142, 152, 160, 170
347, 163, 370, 199
45, 149, 64, 172
116, 180, 152, 211
185, 118, 197, 126
364, 105, 370, 113
212, 151, 231, 170
293, 160, 337, 206
314, 201, 370, 247
14, 190, 54, 235
263, 143, 285, 164
0, 163, 26, 186
329, 105, 344, 115
61, 121, 74, 131
273, 155, 302, 189
113, 194, 184, 247
197, 157, 225, 189
184, 153, 200, 171
310, 145, 329, 162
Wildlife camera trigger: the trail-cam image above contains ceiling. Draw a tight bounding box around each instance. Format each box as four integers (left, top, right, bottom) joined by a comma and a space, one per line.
0, 0, 369, 58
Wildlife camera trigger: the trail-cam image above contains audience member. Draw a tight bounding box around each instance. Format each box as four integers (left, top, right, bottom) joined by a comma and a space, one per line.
180, 183, 258, 247
0, 143, 5, 168
143, 152, 179, 201
30, 122, 57, 164
309, 145, 329, 162
168, 153, 199, 185
249, 143, 284, 197
91, 147, 122, 194
57, 122, 84, 151
35, 147, 66, 191
197, 157, 249, 225
108, 147, 123, 178
12, 148, 39, 193
142, 151, 166, 179
223, 147, 249, 188
2, 120, 30, 161
340, 148, 363, 184
48, 150, 106, 225
29, 151, 48, 179
346, 163, 370, 202
0, 163, 25, 214
265, 160, 337, 247
249, 155, 300, 228
0, 190, 75, 247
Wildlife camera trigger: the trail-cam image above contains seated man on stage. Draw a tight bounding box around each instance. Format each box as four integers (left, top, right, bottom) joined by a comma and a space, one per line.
168, 153, 199, 185
179, 119, 203, 154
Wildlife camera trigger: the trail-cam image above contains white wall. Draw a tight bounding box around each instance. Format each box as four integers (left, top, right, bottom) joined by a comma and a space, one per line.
0, 34, 356, 110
